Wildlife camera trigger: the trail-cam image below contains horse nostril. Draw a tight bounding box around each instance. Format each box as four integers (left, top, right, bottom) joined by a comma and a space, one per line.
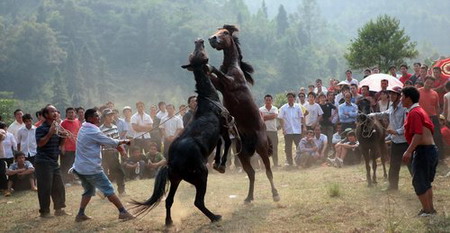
209, 36, 216, 41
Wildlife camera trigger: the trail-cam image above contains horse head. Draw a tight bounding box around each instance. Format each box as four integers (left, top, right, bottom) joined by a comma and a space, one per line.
208, 25, 238, 50
356, 113, 369, 126
182, 38, 209, 71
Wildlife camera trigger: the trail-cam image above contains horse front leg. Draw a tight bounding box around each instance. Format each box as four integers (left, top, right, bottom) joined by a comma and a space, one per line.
371, 152, 378, 184
239, 154, 255, 203
380, 145, 388, 179
165, 178, 181, 226
193, 175, 221, 222
362, 147, 372, 187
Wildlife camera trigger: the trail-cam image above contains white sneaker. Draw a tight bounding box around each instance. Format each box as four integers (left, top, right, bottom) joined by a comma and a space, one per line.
135, 163, 140, 175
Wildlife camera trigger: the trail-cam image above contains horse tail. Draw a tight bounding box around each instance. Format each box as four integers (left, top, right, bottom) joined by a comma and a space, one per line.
130, 165, 169, 216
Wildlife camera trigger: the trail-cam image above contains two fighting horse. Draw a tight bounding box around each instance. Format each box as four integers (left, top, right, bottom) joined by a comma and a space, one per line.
208, 25, 280, 203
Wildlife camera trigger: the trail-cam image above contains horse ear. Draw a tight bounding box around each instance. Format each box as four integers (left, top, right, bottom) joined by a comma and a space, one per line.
222, 24, 239, 35
181, 64, 193, 71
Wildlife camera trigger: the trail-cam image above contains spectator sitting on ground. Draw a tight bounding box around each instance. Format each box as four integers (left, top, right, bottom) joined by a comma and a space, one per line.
332, 123, 344, 149
330, 130, 359, 167
144, 142, 166, 178
122, 146, 147, 180
5, 152, 37, 196
313, 125, 328, 161
295, 130, 319, 168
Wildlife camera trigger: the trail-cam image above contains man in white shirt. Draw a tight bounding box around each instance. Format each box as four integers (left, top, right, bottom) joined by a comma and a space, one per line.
313, 126, 328, 160
156, 101, 168, 120
159, 104, 183, 158
304, 92, 323, 130
8, 109, 25, 141
343, 70, 359, 86
314, 79, 328, 95
17, 114, 37, 164
131, 101, 153, 153
278, 93, 304, 167
259, 94, 279, 167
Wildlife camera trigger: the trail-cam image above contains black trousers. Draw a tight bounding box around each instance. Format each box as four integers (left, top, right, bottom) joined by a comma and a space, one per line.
0, 159, 7, 190
284, 134, 302, 166
34, 162, 66, 214
102, 150, 125, 194
267, 131, 279, 167
389, 142, 409, 189
132, 138, 151, 153
60, 151, 75, 184
430, 115, 444, 160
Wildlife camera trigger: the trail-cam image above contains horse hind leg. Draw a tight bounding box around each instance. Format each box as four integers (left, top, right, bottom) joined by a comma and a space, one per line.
380, 144, 388, 179
165, 178, 181, 226
213, 138, 224, 173
193, 175, 221, 222
239, 154, 255, 203
259, 149, 280, 202
217, 133, 231, 173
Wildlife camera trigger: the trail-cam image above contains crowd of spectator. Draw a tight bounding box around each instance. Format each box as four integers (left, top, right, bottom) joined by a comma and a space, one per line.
0, 63, 449, 219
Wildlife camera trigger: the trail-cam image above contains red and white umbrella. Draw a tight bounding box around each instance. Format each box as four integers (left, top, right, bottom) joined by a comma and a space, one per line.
359, 73, 403, 92
433, 57, 450, 79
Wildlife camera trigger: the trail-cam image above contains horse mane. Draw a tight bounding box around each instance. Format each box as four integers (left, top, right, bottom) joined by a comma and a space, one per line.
232, 34, 255, 85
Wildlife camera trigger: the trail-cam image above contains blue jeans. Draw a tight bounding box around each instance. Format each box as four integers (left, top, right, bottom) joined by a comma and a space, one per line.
74, 170, 115, 197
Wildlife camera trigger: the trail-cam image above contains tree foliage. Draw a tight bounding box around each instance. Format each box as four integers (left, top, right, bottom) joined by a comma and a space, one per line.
344, 15, 418, 72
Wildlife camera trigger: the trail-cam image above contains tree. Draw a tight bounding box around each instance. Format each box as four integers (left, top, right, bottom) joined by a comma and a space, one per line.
276, 4, 288, 36
51, 68, 70, 112
344, 15, 418, 72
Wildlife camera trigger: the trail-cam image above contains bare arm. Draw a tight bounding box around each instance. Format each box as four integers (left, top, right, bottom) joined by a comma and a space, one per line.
402, 134, 422, 163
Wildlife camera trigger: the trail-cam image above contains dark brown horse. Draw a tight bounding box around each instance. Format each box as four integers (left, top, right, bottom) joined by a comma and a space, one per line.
355, 113, 388, 187
208, 25, 280, 203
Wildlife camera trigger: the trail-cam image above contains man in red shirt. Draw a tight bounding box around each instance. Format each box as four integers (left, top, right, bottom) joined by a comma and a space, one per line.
401, 87, 438, 217
432, 67, 449, 109
61, 107, 81, 185
418, 76, 444, 159
399, 64, 412, 84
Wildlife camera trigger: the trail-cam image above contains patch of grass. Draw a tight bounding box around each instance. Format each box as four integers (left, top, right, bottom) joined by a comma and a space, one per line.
327, 182, 341, 198
1, 154, 450, 232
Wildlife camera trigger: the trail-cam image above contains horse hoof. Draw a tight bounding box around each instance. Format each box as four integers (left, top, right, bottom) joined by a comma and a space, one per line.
165, 219, 174, 227
211, 215, 222, 222
213, 165, 226, 174
367, 183, 373, 188
273, 195, 281, 202
244, 198, 253, 204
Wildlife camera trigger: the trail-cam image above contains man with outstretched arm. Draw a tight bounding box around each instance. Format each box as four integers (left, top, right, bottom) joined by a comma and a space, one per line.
72, 108, 134, 222
401, 87, 438, 217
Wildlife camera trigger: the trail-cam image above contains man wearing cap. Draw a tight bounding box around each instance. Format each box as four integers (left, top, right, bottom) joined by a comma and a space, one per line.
100, 109, 126, 196
278, 92, 305, 167
401, 86, 438, 217
370, 86, 408, 191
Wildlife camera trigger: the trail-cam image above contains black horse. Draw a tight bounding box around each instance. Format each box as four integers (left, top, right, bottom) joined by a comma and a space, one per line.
355, 113, 388, 187
132, 39, 227, 225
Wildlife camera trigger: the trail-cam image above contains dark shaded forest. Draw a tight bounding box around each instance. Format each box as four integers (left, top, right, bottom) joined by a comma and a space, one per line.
0, 0, 447, 114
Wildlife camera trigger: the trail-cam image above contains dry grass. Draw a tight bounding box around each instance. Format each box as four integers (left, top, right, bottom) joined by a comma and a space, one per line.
2, 160, 450, 232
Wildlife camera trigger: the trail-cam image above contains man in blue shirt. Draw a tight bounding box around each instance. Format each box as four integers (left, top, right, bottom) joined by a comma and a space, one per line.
338, 92, 358, 130
72, 108, 133, 222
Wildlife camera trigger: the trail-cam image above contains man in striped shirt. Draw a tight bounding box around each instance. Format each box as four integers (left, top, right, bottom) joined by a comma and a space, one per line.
100, 109, 126, 196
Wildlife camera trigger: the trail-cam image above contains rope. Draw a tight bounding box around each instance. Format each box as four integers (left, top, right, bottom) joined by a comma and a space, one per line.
131, 106, 188, 140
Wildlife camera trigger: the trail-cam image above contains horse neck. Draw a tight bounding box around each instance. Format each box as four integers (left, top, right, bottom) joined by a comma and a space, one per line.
222, 41, 240, 70
193, 68, 220, 102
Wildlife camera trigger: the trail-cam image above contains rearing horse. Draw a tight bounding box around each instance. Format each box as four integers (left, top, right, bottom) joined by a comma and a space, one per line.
208, 25, 280, 203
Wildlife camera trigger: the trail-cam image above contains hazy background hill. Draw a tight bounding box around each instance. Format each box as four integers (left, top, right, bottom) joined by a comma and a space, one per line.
0, 0, 448, 117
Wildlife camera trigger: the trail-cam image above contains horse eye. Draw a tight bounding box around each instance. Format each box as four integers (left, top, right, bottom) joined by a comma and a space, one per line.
223, 31, 229, 35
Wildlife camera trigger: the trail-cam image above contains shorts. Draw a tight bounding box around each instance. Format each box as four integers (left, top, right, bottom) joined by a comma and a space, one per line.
74, 170, 115, 197
411, 145, 438, 195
